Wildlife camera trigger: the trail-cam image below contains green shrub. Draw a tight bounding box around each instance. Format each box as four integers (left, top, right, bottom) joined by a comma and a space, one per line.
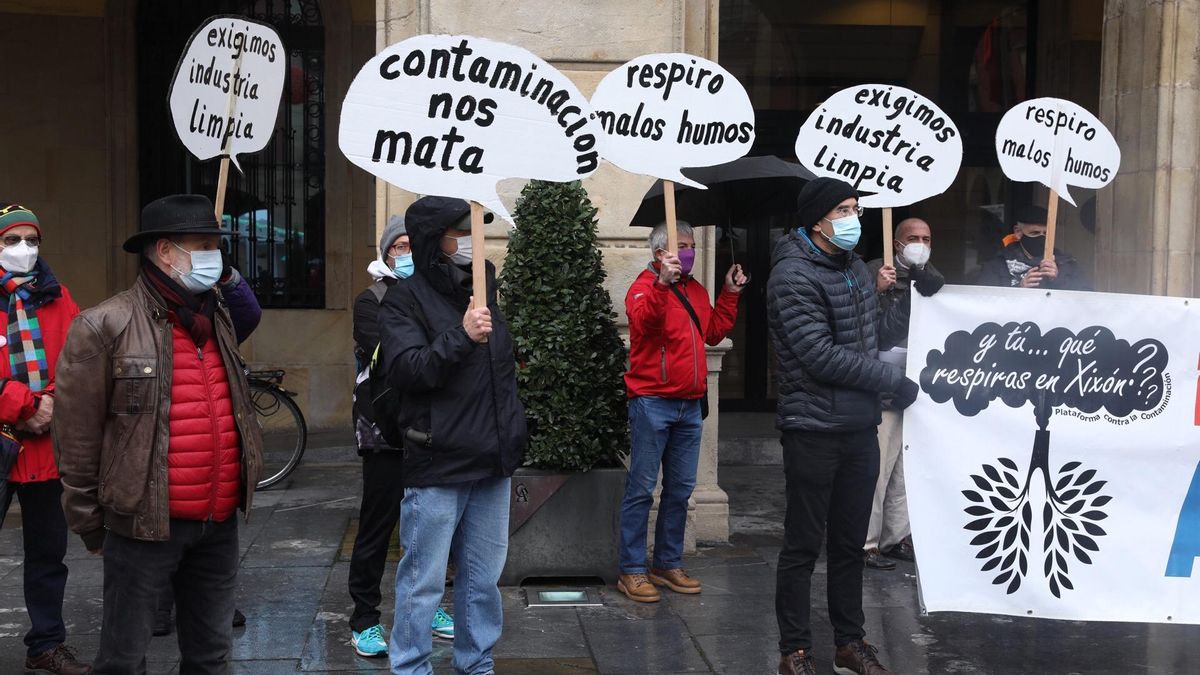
500, 180, 629, 471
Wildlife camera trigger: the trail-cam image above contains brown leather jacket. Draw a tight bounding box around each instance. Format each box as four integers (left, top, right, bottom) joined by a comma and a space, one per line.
53, 275, 263, 550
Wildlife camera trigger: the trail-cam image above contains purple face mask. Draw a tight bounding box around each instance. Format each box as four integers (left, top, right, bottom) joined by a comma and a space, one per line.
678, 248, 696, 275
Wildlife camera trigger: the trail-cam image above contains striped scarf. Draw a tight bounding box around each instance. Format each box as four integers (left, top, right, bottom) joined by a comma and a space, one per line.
1, 269, 48, 392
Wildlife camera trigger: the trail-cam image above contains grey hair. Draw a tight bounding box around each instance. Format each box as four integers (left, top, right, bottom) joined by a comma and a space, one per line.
648, 221, 694, 259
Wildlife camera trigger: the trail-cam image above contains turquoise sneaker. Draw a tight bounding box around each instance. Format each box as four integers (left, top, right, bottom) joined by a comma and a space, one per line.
351, 624, 388, 657
432, 607, 455, 640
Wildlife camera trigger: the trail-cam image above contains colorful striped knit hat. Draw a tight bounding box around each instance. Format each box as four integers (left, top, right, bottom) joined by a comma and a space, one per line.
0, 204, 40, 236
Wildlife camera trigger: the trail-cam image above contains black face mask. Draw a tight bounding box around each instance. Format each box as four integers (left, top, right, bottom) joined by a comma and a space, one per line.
1020, 234, 1046, 259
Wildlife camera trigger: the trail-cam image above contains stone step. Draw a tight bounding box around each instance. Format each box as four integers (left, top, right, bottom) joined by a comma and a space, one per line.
717, 412, 781, 466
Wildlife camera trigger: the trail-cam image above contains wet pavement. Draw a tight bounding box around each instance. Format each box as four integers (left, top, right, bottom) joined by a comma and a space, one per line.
0, 435, 1198, 674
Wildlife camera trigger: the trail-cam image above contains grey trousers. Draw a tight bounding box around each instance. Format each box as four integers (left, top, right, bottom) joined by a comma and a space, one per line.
864, 409, 910, 551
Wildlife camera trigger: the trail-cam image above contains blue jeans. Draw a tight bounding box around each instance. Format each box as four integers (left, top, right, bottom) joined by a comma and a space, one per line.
618, 396, 703, 573
390, 477, 511, 675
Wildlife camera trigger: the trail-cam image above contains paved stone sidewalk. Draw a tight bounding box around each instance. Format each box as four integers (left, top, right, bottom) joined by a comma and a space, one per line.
0, 443, 1197, 673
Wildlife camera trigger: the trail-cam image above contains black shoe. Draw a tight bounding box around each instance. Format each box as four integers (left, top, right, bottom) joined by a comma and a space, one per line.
152, 609, 173, 637
883, 540, 915, 562
864, 549, 896, 570
232, 608, 246, 627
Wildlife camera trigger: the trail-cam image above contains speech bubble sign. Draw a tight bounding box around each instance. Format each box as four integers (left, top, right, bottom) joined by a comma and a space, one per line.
338, 35, 601, 223
168, 15, 286, 172
795, 84, 963, 208
590, 53, 754, 189
995, 97, 1120, 206
920, 322, 1167, 419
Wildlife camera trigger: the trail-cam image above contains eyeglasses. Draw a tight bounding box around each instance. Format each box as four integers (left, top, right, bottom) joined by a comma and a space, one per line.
388, 242, 411, 254
1, 235, 40, 247
831, 205, 865, 218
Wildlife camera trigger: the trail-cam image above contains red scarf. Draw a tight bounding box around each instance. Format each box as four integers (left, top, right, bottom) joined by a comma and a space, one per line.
142, 263, 216, 347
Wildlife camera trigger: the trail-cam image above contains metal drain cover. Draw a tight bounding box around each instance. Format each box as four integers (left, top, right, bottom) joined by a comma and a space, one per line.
523, 587, 603, 607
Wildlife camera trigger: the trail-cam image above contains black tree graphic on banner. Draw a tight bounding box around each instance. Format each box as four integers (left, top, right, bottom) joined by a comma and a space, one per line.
922, 323, 1167, 596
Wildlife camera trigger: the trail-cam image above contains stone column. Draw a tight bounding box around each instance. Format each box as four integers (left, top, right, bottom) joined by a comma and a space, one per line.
1098, 0, 1200, 296
692, 339, 733, 543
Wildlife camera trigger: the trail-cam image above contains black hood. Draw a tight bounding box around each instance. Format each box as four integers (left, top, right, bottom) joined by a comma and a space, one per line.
403, 196, 496, 303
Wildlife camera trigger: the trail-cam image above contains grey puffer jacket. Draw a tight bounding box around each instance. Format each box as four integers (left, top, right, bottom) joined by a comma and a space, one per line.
766, 230, 910, 432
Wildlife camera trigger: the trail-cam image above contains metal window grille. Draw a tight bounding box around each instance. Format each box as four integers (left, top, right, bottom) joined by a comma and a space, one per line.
137, 0, 326, 308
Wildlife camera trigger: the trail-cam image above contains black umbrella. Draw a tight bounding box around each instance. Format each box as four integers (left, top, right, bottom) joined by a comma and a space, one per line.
629, 155, 816, 227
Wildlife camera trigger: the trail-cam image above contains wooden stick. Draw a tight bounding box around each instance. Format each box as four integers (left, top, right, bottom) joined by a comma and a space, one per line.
882, 207, 894, 268
1044, 190, 1059, 262
213, 157, 231, 221
664, 180, 678, 253
470, 201, 487, 310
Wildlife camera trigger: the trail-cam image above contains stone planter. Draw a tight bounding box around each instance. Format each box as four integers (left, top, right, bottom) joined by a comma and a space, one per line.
500, 466, 626, 586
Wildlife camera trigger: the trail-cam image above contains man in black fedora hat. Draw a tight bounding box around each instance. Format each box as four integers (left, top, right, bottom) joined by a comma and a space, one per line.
54, 194, 265, 674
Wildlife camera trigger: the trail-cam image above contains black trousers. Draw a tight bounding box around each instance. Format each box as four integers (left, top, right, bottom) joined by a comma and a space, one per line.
776, 428, 880, 653
2, 479, 69, 657
348, 450, 405, 633
93, 518, 239, 675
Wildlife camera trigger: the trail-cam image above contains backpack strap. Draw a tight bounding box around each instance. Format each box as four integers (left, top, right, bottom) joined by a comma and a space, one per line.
669, 284, 704, 338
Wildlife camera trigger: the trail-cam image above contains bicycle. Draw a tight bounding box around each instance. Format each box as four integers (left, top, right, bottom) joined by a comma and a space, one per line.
246, 369, 308, 490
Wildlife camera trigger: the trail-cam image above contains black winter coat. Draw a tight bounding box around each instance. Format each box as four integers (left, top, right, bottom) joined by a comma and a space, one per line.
377, 222, 527, 488
976, 242, 1090, 291
766, 231, 910, 432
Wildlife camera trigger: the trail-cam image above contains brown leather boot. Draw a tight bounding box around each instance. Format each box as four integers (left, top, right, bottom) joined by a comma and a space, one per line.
648, 567, 702, 594
778, 648, 817, 675
617, 573, 661, 603
833, 639, 895, 675
25, 644, 91, 675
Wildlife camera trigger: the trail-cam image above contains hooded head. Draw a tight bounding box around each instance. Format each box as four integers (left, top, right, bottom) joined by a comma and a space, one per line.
403, 196, 494, 297
379, 215, 407, 260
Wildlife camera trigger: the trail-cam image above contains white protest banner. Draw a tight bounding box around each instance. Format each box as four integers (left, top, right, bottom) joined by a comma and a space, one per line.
995, 98, 1119, 207
995, 98, 1120, 259
338, 34, 601, 225
906, 285, 1200, 623
591, 54, 754, 188
795, 85, 962, 209
168, 16, 286, 175
794, 85, 962, 264
591, 53, 754, 251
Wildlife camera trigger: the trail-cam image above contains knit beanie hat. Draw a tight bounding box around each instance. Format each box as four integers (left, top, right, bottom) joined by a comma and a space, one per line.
795, 178, 858, 232
379, 215, 407, 259
0, 203, 41, 236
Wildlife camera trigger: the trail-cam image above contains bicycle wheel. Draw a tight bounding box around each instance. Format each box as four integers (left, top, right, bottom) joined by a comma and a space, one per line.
249, 381, 308, 489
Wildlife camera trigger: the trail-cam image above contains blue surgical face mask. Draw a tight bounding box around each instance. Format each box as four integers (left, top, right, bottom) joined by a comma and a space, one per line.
820, 216, 862, 251
392, 253, 415, 279
171, 243, 223, 294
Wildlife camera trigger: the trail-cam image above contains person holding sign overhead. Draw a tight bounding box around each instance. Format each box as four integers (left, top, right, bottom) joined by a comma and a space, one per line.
376, 196, 526, 675
617, 220, 746, 603
767, 178, 943, 675
977, 204, 1090, 291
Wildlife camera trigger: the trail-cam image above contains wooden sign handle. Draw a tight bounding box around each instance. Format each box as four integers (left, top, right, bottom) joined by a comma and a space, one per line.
1044, 190, 1059, 262
664, 180, 679, 254
470, 201, 487, 310
213, 157, 231, 222
882, 207, 894, 268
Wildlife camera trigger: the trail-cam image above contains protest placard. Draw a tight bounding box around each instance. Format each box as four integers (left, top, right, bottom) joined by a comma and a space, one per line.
168, 15, 286, 218
592, 53, 754, 251
339, 34, 602, 304
906, 285, 1200, 624
995, 98, 1120, 258
795, 85, 962, 264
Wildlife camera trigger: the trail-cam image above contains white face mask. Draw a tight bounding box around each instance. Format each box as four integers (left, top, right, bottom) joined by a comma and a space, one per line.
171, 243, 223, 294
448, 234, 473, 266
0, 241, 38, 274
900, 242, 931, 268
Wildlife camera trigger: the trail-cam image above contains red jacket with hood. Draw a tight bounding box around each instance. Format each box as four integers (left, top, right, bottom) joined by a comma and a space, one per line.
624, 266, 739, 400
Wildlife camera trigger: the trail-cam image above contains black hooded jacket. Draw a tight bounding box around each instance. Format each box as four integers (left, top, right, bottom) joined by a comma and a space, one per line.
377, 201, 527, 487
976, 241, 1090, 291
766, 229, 910, 432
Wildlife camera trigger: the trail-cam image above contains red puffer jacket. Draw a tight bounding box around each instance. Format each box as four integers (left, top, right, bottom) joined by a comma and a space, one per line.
166, 325, 242, 522
0, 285, 80, 483
624, 266, 739, 400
